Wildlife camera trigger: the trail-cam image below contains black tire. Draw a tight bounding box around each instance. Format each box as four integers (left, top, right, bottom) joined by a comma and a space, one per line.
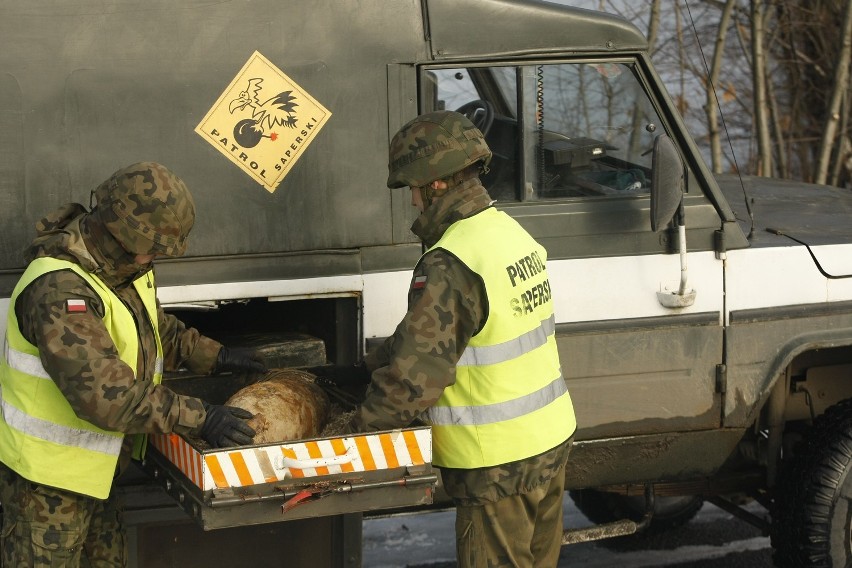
569, 489, 703, 534
772, 398, 852, 567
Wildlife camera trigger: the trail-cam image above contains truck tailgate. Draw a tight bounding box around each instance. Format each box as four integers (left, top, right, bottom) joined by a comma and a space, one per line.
144, 427, 434, 530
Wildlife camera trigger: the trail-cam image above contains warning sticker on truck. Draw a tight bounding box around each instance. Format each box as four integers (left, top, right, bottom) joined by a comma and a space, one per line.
195, 51, 331, 193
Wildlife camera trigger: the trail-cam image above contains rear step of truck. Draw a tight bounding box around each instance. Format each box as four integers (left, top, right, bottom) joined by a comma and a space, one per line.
562, 485, 655, 545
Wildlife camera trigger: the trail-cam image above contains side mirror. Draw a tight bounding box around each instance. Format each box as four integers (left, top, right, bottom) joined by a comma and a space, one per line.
649, 135, 695, 308
650, 134, 684, 232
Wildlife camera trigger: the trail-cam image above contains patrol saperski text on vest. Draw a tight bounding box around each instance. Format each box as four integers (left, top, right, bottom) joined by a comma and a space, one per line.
506, 250, 552, 316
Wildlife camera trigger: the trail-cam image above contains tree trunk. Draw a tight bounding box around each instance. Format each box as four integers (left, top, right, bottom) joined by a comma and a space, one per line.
830, 88, 850, 187
752, 0, 773, 176
707, 0, 737, 174
815, 0, 852, 186
675, 1, 687, 116
647, 0, 661, 52
768, 68, 789, 178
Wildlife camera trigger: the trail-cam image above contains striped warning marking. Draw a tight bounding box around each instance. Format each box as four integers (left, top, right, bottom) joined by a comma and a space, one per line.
150, 434, 204, 488
150, 428, 432, 491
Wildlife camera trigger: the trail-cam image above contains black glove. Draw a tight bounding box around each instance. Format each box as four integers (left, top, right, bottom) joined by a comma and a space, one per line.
214, 347, 268, 374
199, 402, 256, 448
305, 362, 371, 385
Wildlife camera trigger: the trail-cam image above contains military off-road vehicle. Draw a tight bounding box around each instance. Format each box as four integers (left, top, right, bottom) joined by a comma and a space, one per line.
2, 1, 852, 566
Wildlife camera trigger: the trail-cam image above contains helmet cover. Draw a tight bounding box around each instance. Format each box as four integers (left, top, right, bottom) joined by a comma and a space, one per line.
387, 111, 492, 189
93, 162, 195, 257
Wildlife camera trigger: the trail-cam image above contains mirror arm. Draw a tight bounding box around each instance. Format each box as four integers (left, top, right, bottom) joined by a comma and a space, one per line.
675, 204, 689, 296
650, 134, 696, 308
657, 200, 696, 308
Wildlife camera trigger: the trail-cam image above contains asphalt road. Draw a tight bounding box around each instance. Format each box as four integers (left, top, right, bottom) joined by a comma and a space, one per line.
363, 498, 774, 568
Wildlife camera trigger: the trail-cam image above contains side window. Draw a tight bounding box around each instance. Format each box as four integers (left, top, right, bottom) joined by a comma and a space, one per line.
424, 69, 477, 112
423, 62, 668, 203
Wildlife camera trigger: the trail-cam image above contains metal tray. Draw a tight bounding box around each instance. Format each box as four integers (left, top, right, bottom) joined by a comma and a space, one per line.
142, 372, 435, 530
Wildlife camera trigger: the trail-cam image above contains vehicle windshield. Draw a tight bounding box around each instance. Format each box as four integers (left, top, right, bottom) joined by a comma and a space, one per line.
423, 62, 666, 202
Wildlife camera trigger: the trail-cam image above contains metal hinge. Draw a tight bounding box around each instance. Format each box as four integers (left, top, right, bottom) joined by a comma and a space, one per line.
714, 229, 727, 260
716, 364, 727, 394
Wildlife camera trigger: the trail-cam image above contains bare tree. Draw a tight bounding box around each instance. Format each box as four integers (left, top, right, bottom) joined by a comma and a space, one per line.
565, 0, 852, 188
751, 0, 773, 176
706, 0, 738, 173
815, 0, 852, 185
647, 0, 662, 51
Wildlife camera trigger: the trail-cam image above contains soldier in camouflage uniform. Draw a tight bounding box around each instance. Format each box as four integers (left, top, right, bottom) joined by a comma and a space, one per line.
335, 112, 577, 567
0, 162, 266, 567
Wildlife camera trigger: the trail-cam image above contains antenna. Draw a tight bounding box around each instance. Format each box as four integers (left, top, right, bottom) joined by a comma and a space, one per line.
683, 0, 755, 240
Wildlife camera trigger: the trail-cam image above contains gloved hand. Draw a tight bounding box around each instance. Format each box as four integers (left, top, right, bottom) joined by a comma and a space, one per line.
214, 347, 268, 375
305, 362, 371, 385
199, 402, 256, 448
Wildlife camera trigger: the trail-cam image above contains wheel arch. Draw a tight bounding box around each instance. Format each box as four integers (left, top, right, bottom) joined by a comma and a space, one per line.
745, 327, 852, 427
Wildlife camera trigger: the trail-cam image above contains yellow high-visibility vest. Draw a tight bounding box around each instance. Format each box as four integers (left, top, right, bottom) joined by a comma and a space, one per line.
423, 207, 576, 469
0, 257, 163, 499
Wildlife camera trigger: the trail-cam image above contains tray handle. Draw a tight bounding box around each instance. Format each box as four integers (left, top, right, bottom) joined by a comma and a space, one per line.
273, 444, 355, 471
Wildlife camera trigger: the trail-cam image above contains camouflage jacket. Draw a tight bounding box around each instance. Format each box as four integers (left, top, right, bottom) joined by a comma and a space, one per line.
13, 203, 221, 466
356, 179, 572, 503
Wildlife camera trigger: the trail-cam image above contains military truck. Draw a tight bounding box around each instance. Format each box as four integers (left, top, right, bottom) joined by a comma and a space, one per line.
2, 0, 852, 566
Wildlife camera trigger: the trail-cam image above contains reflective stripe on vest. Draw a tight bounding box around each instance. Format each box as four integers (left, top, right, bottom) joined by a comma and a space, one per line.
425, 373, 567, 426
457, 314, 556, 367
0, 257, 163, 499
2, 339, 165, 386
3, 339, 50, 379
422, 208, 576, 468
0, 386, 122, 457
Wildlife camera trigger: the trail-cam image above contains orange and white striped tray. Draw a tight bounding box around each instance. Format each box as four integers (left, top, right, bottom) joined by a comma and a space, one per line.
149, 427, 432, 492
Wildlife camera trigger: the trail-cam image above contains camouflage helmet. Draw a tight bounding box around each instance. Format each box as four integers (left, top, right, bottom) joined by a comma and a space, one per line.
387, 111, 492, 189
93, 162, 195, 257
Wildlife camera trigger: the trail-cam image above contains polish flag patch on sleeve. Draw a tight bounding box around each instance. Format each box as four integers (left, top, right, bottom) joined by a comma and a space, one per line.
412, 275, 427, 290
65, 299, 88, 313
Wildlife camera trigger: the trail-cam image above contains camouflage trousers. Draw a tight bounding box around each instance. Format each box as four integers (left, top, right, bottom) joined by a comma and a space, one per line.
0, 462, 127, 567
453, 466, 566, 568
455, 450, 571, 568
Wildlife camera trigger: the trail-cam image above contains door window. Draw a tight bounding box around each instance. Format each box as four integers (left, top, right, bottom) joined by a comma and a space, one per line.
422, 62, 669, 203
